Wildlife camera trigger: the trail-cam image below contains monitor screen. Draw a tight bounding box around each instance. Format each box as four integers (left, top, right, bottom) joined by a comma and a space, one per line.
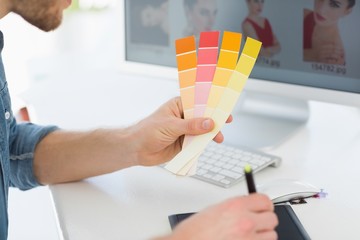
123, 0, 360, 148
124, 0, 360, 95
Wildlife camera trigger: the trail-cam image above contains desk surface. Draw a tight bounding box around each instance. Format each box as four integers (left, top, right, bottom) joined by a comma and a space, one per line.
26, 69, 360, 240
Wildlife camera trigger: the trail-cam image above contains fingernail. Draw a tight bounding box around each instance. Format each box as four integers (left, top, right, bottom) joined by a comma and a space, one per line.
202, 119, 211, 130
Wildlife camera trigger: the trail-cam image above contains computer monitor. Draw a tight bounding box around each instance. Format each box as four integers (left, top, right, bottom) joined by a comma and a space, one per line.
119, 0, 360, 149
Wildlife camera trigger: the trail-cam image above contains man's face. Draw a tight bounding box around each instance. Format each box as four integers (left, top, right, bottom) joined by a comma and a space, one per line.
11, 0, 71, 31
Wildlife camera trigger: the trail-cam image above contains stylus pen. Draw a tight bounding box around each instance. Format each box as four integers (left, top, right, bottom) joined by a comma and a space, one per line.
244, 164, 257, 194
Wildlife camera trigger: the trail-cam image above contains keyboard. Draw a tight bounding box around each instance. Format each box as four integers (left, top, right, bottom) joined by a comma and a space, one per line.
191, 142, 281, 188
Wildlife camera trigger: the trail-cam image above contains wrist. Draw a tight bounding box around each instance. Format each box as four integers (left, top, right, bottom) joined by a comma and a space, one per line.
118, 125, 142, 166
116, 127, 140, 167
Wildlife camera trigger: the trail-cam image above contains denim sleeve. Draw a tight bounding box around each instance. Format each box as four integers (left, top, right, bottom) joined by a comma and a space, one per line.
9, 120, 59, 190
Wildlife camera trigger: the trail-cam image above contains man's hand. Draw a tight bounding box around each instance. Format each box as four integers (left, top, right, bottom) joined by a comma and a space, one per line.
156, 194, 278, 240
129, 97, 232, 166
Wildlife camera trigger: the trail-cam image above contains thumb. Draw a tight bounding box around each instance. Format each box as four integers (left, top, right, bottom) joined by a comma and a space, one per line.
176, 118, 214, 136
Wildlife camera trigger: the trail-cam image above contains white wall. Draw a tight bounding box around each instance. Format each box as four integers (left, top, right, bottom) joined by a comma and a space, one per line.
0, 13, 60, 240
1, 4, 122, 239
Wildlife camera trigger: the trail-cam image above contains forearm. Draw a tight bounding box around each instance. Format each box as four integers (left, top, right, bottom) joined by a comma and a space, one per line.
33, 128, 138, 185
32, 97, 220, 185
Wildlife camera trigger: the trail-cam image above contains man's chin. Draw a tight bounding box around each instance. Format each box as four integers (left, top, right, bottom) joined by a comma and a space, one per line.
31, 17, 62, 32
40, 23, 61, 32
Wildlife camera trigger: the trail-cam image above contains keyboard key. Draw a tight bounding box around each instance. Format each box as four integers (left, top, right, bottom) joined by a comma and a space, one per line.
212, 175, 225, 181
191, 142, 282, 188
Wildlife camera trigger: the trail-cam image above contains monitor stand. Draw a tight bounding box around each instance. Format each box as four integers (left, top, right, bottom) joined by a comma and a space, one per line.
221, 91, 309, 150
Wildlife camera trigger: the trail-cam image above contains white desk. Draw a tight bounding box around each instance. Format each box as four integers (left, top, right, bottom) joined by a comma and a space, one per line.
25, 69, 360, 240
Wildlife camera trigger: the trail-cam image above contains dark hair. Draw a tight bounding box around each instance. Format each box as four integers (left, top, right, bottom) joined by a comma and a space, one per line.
348, 0, 356, 8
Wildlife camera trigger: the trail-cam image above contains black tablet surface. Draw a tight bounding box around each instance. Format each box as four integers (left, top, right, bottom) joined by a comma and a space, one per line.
168, 204, 311, 240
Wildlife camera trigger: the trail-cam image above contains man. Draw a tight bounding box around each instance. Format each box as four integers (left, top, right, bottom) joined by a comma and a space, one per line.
0, 0, 278, 239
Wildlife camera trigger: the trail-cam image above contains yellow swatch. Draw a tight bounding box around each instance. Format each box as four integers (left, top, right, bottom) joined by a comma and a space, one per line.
165, 37, 262, 175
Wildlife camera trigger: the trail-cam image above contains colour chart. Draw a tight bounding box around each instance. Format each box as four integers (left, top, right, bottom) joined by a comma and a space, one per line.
166, 31, 262, 176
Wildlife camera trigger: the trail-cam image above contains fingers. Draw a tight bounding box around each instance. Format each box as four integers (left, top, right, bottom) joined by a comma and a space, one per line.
237, 195, 278, 239
181, 117, 225, 143
235, 194, 274, 212
213, 132, 224, 143
213, 114, 232, 142
180, 118, 215, 136
173, 98, 232, 141
226, 114, 233, 123
254, 211, 279, 233
255, 230, 278, 240
175, 116, 230, 143
171, 193, 277, 240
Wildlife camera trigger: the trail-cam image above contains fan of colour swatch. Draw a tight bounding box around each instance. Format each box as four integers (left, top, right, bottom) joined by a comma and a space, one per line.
166, 31, 262, 176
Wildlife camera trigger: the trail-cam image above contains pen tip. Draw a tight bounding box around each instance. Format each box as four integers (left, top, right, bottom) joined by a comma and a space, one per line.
244, 164, 252, 173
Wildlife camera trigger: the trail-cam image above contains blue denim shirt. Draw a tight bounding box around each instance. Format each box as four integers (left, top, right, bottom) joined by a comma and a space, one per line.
0, 31, 58, 239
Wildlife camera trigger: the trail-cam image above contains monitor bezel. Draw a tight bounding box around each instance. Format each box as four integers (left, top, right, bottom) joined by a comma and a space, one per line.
117, 1, 360, 108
